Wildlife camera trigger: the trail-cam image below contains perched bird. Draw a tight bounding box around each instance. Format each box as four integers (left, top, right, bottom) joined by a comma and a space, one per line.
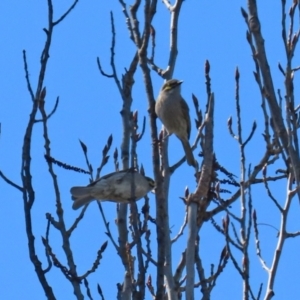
70, 169, 155, 210
155, 79, 195, 166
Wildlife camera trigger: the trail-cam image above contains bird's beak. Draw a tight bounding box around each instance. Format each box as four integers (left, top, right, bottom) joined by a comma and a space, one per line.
178, 80, 183, 86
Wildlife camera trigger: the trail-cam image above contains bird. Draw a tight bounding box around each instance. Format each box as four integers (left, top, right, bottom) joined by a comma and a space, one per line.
155, 79, 195, 166
70, 169, 155, 210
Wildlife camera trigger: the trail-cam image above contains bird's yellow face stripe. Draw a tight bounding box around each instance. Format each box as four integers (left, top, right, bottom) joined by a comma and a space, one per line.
163, 83, 174, 91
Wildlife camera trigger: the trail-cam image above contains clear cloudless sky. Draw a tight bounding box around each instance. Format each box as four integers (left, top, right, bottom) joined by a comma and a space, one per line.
1, 1, 300, 299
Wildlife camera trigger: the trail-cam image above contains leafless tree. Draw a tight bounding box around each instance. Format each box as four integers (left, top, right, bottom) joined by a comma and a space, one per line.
2, 1, 300, 299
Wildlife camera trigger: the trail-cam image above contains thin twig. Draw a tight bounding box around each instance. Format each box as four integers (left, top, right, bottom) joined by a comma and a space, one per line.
0, 170, 23, 192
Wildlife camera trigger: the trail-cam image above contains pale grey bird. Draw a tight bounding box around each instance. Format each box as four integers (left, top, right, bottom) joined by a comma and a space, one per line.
155, 79, 195, 166
70, 169, 155, 210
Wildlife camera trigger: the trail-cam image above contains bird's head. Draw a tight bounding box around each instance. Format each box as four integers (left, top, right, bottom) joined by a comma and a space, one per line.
145, 176, 156, 192
162, 79, 183, 93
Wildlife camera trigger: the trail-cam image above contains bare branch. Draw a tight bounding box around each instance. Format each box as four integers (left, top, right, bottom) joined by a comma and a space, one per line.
0, 170, 23, 192
34, 96, 59, 123
22, 50, 35, 101
253, 210, 270, 272
78, 241, 108, 280
171, 210, 188, 243
42, 216, 53, 274
118, 0, 135, 42
53, 0, 79, 26
97, 57, 114, 78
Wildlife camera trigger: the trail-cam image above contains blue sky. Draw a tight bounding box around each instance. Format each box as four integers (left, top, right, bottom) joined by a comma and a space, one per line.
1, 1, 300, 299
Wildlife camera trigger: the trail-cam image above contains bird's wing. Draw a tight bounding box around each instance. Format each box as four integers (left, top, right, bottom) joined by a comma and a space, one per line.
180, 99, 191, 139
87, 169, 135, 187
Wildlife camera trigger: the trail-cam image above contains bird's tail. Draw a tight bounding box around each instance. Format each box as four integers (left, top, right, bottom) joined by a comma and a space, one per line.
70, 186, 95, 210
181, 139, 195, 167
